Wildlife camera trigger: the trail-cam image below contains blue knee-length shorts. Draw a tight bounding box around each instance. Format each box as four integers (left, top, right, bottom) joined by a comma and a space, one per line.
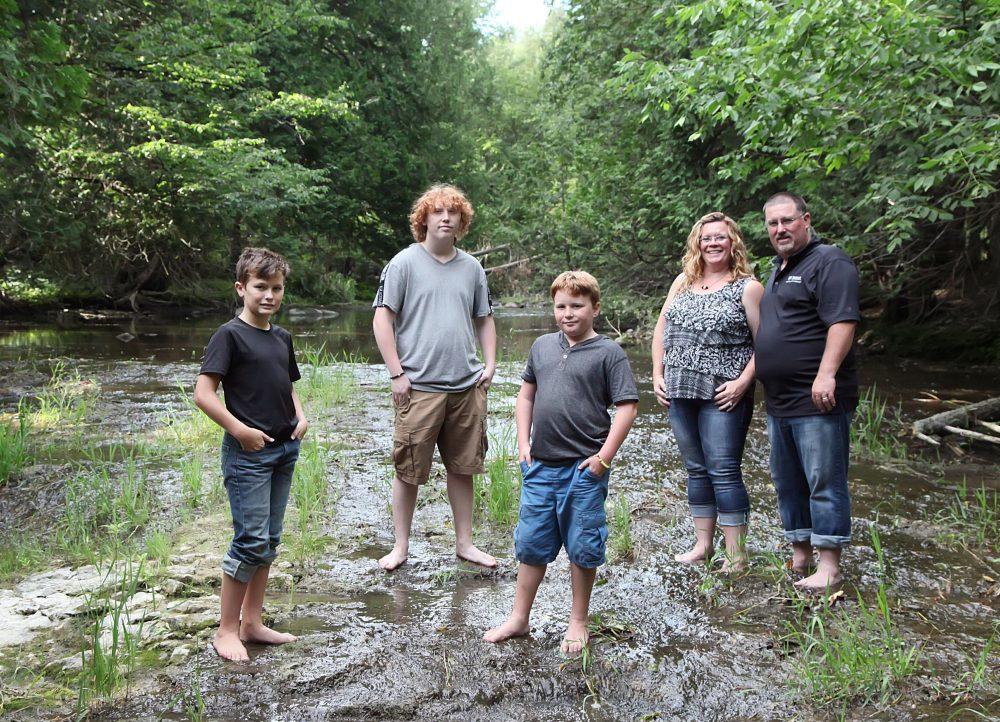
514, 460, 609, 569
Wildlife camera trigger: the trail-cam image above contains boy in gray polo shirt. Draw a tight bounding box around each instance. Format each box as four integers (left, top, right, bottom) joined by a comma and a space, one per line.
372, 184, 497, 571
484, 271, 638, 655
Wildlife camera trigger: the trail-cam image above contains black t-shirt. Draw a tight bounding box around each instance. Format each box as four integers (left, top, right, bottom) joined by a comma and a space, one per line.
199, 317, 301, 442
755, 240, 860, 417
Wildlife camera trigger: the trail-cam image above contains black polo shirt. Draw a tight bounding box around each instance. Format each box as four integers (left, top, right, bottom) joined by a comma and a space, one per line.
755, 239, 860, 417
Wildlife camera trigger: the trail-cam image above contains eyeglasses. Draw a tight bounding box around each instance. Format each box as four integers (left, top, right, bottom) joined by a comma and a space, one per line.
765, 213, 804, 229
699, 234, 729, 244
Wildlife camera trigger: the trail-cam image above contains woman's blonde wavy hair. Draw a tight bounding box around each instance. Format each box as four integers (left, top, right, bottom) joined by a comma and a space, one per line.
680, 211, 752, 290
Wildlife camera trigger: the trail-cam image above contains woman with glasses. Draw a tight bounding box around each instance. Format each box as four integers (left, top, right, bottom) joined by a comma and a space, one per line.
651, 212, 764, 572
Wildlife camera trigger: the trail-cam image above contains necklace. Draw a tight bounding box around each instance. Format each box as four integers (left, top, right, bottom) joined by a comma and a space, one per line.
699, 274, 730, 291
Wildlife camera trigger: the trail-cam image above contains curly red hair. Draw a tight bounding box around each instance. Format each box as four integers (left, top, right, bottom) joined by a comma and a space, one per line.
409, 183, 474, 242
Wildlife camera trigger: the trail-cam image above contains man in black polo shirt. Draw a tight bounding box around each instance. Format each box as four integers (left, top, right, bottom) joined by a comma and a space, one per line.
755, 192, 860, 591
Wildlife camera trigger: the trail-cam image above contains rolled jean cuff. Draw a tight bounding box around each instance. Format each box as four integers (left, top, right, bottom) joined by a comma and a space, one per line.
717, 510, 749, 526
689, 503, 716, 519
221, 552, 268, 583
811, 533, 851, 549
783, 528, 813, 543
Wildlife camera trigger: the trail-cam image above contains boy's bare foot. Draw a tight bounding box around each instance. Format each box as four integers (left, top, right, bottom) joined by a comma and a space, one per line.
794, 569, 843, 591
379, 547, 408, 571
240, 621, 298, 645
674, 546, 713, 565
483, 616, 530, 643
561, 619, 589, 657
213, 629, 249, 661
456, 544, 497, 568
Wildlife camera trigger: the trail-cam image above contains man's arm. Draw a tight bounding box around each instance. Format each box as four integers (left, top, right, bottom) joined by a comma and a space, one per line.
373, 306, 411, 406
579, 401, 639, 475
811, 321, 857, 413
475, 314, 497, 390
515, 381, 536, 465
193, 373, 272, 451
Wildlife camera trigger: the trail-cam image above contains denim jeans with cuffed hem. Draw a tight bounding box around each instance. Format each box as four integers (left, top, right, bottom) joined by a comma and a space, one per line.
767, 412, 852, 549
668, 396, 752, 526
220, 433, 300, 583
514, 460, 609, 569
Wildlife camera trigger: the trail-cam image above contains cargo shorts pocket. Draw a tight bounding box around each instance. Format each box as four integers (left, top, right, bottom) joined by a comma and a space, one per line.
570, 509, 608, 568
478, 417, 488, 467
392, 430, 414, 478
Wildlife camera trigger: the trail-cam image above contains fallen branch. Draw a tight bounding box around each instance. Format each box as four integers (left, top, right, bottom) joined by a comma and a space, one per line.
470, 244, 510, 259
912, 396, 1000, 437
485, 255, 540, 274
941, 425, 1000, 445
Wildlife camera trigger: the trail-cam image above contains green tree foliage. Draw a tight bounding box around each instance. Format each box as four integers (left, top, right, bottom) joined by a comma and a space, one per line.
481, 0, 998, 342
0, 0, 490, 306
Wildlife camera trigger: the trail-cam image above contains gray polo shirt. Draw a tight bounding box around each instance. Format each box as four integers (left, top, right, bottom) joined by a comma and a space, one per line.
523, 332, 639, 463
373, 243, 493, 392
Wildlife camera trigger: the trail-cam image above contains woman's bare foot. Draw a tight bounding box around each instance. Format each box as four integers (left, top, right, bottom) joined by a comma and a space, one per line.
483, 616, 530, 643
240, 621, 298, 645
794, 568, 843, 591
456, 544, 497, 568
561, 619, 589, 657
674, 545, 714, 565
213, 629, 249, 661
378, 546, 408, 571
720, 554, 748, 574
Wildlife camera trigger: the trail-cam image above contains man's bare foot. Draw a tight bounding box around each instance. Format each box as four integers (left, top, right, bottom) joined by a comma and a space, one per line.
378, 547, 408, 571
790, 544, 814, 575
561, 619, 589, 657
213, 629, 249, 661
240, 621, 298, 645
483, 616, 530, 643
674, 546, 713, 565
794, 569, 843, 591
456, 545, 497, 568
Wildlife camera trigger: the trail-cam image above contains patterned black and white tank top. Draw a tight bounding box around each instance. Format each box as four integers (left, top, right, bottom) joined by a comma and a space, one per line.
662, 277, 754, 400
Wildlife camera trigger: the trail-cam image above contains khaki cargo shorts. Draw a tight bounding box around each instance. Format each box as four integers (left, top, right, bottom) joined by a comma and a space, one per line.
392, 384, 488, 485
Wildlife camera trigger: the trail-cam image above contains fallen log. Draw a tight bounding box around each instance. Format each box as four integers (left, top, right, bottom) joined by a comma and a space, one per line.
912, 396, 1000, 443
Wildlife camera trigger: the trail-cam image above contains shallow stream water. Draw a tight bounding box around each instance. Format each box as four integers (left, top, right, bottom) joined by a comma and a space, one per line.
0, 306, 997, 721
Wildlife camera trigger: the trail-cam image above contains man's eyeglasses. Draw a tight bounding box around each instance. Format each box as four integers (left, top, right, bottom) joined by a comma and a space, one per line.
699, 234, 729, 244
766, 214, 804, 229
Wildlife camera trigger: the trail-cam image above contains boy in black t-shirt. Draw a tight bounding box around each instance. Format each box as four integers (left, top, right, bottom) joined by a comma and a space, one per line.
194, 247, 309, 661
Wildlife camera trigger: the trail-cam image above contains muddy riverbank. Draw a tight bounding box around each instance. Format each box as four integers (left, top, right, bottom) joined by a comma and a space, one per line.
0, 308, 997, 720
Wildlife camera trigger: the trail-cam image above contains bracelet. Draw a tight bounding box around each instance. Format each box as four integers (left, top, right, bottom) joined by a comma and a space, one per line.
389, 371, 405, 380
596, 454, 611, 470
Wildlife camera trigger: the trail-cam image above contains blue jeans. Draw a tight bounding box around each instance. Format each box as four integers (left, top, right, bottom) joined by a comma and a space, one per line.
668, 397, 752, 526
514, 460, 609, 568
767, 413, 852, 548
220, 433, 300, 582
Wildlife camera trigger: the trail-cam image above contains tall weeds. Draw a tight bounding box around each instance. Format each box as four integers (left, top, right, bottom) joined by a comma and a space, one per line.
851, 385, 907, 460
0, 404, 30, 485
784, 585, 921, 711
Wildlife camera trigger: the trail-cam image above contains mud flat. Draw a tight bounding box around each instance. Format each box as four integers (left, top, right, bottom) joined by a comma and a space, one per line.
0, 311, 997, 720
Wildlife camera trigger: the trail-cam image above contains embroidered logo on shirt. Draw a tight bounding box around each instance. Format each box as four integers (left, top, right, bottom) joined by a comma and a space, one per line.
786, 275, 803, 284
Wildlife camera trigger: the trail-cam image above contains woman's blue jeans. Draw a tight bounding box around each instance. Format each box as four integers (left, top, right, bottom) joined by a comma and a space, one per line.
668, 396, 753, 526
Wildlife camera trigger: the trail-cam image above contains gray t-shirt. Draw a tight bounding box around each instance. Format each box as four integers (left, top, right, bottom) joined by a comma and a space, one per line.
373, 243, 493, 392
523, 332, 639, 463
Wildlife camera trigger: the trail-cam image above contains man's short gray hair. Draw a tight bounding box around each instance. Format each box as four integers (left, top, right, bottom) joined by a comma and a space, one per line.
763, 192, 808, 215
